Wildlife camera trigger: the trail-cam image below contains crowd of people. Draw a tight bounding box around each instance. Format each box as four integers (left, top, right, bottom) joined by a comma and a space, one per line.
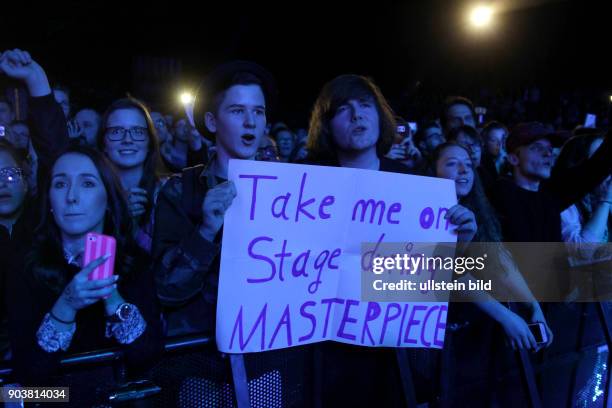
0, 48, 611, 407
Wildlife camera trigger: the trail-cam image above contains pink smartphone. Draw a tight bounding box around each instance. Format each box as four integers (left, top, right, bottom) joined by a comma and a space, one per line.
84, 232, 116, 281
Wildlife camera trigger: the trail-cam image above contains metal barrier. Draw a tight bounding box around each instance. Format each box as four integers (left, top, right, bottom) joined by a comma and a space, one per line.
1, 304, 611, 407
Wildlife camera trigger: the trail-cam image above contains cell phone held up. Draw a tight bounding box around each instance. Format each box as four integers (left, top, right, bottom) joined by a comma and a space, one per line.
84, 232, 116, 281
528, 322, 548, 345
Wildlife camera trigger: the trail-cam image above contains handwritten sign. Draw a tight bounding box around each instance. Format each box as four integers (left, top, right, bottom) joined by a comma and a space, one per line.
217, 160, 457, 353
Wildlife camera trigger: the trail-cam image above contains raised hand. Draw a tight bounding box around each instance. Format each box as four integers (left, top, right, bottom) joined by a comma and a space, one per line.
445, 204, 478, 243
127, 187, 149, 218
0, 49, 50, 97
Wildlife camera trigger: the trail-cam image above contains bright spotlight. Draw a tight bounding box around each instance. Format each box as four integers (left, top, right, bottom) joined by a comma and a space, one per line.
180, 91, 194, 105
470, 5, 493, 28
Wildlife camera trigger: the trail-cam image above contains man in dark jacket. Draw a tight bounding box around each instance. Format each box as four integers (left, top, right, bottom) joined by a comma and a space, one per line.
491, 122, 612, 298
152, 61, 276, 336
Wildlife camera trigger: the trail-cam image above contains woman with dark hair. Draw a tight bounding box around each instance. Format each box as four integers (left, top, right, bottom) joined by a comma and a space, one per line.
6, 145, 163, 394
431, 142, 553, 404
97, 97, 168, 253
431, 141, 552, 348
555, 132, 611, 299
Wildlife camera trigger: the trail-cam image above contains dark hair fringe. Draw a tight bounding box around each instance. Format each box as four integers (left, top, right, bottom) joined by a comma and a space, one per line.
306, 74, 395, 164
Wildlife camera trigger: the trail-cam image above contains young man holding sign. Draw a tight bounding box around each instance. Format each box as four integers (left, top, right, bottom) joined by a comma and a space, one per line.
152, 61, 276, 335
306, 74, 480, 406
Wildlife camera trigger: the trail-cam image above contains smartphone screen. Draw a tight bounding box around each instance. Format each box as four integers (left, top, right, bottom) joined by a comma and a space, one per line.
584, 113, 597, 128
84, 232, 116, 281
528, 322, 546, 344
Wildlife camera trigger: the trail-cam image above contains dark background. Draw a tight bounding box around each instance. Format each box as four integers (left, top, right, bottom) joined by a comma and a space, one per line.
2, 0, 611, 127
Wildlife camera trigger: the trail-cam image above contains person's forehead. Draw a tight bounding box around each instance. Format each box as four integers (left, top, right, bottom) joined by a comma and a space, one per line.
457, 131, 477, 142
448, 103, 472, 116
220, 84, 266, 107
106, 108, 147, 125
53, 153, 98, 175
425, 127, 442, 136
489, 128, 506, 137
76, 109, 97, 120
442, 146, 470, 158
529, 138, 552, 147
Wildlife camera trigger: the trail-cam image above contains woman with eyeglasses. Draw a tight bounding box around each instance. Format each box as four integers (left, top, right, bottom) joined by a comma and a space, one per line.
97, 98, 168, 253
0, 142, 30, 359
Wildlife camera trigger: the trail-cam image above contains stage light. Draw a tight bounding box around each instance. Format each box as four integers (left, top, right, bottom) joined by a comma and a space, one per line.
180, 91, 194, 105
469, 5, 493, 28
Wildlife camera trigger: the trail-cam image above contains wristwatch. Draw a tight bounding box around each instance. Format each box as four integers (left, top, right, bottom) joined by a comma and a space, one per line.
107, 303, 136, 323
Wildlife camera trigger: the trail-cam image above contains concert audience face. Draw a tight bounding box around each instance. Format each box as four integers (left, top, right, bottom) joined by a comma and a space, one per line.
74, 109, 101, 147
0, 100, 14, 126
151, 112, 171, 144
205, 84, 267, 160
49, 152, 108, 237
53, 88, 71, 118
173, 118, 190, 143
330, 95, 380, 153
103, 108, 150, 170
307, 75, 395, 165
275, 128, 295, 160
416, 122, 445, 155
0, 148, 27, 221
255, 136, 279, 162
434, 143, 475, 198
484, 126, 506, 158
399, 133, 423, 170
444, 101, 476, 131
508, 138, 554, 183
8, 122, 30, 150
449, 126, 482, 167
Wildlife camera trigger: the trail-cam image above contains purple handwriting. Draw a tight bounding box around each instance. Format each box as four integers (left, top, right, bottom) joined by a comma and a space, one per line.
228, 299, 447, 351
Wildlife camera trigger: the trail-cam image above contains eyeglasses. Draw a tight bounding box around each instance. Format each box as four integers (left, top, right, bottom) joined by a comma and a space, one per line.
0, 167, 24, 184
256, 146, 279, 161
105, 126, 149, 142
154, 119, 167, 129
